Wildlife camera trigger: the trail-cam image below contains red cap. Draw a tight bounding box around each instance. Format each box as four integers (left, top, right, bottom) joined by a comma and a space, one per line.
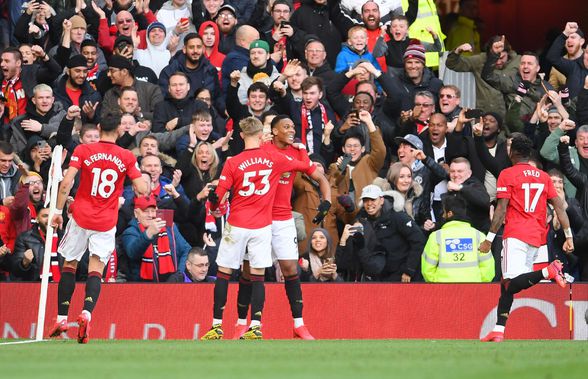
134, 196, 157, 210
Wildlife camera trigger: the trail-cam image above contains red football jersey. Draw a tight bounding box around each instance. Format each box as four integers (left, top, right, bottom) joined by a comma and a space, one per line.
263, 143, 316, 221
496, 163, 557, 247
69, 141, 142, 231
216, 147, 314, 229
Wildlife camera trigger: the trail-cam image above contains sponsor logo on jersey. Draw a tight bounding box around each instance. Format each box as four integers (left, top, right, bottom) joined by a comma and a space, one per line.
445, 238, 473, 253
497, 186, 506, 192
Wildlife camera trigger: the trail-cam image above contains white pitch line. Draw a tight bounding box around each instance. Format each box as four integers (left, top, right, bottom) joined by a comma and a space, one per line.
0, 339, 49, 346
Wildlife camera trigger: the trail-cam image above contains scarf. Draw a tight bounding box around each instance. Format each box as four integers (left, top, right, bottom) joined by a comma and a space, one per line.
246, 61, 274, 82
300, 102, 328, 154
2, 76, 26, 121
38, 227, 60, 282
104, 249, 117, 282
87, 64, 100, 90
205, 199, 229, 233
139, 224, 176, 282
272, 26, 288, 70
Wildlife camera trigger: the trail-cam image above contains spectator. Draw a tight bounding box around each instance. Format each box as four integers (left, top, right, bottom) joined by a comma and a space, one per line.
438, 85, 463, 133
546, 22, 588, 98
156, 0, 193, 34
290, 0, 342, 68
191, 0, 224, 30
235, 39, 280, 105
262, 0, 306, 66
421, 193, 494, 282
134, 21, 176, 78
9, 207, 63, 281
121, 195, 190, 282
387, 41, 444, 120
80, 40, 106, 89
11, 172, 44, 235
397, 90, 436, 137
335, 26, 381, 74
199, 21, 226, 77
329, 110, 385, 208
9, 84, 66, 155
375, 162, 428, 226
53, 55, 102, 124
540, 119, 582, 197
446, 35, 520, 118
336, 184, 426, 282
227, 0, 256, 23
176, 109, 229, 159
151, 71, 208, 134
482, 45, 548, 121
220, 24, 259, 101
14, 1, 54, 47
159, 33, 223, 113
195, 87, 227, 135
101, 56, 164, 121
167, 246, 215, 282
214, 4, 239, 54
299, 228, 341, 282
177, 140, 223, 200
0, 46, 61, 123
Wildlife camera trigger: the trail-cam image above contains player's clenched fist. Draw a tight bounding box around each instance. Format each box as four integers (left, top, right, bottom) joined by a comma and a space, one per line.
479, 239, 491, 254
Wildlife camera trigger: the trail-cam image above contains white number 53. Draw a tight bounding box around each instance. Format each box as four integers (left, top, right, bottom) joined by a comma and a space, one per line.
239, 169, 272, 197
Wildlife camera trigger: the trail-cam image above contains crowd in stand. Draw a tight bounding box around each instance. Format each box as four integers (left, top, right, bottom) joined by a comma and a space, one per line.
0, 0, 587, 284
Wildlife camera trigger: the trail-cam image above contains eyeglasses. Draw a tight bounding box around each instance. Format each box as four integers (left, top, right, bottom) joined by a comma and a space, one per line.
414, 103, 434, 107
117, 19, 134, 24
306, 49, 325, 54
345, 144, 361, 149
218, 13, 235, 19
272, 9, 290, 14
28, 180, 43, 186
439, 94, 456, 99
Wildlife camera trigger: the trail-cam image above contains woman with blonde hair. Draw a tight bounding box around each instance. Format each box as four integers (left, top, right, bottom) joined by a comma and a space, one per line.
177, 141, 222, 200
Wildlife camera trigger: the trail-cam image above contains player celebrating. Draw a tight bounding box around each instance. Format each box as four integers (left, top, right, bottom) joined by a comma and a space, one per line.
479, 134, 573, 342
201, 117, 317, 340
233, 115, 332, 340
47, 114, 148, 343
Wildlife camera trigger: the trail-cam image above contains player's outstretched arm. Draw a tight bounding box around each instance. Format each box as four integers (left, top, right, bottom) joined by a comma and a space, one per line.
548, 196, 575, 253
131, 175, 150, 197
480, 198, 509, 253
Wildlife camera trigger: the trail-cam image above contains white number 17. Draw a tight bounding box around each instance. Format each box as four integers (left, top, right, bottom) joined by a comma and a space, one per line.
521, 183, 544, 212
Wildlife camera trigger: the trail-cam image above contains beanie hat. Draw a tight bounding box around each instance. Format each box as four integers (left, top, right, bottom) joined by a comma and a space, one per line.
114, 35, 133, 49
109, 55, 133, 71
308, 153, 326, 170
403, 40, 426, 64
67, 54, 88, 69
482, 111, 503, 129
250, 39, 270, 53
147, 21, 166, 35
70, 15, 87, 30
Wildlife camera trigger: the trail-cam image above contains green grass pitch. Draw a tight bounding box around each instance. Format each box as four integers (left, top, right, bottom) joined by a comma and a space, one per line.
1, 340, 586, 379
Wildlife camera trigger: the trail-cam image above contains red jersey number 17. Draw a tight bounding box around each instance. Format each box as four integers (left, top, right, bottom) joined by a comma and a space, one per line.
522, 183, 544, 213
91, 168, 119, 198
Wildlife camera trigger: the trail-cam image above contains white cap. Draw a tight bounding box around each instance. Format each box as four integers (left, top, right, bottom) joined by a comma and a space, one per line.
360, 185, 383, 200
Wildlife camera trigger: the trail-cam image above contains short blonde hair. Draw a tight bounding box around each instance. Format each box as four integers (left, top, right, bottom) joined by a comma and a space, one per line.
348, 26, 367, 39
239, 117, 263, 136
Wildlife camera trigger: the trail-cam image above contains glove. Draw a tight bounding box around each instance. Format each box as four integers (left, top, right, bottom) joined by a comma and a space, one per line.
312, 200, 331, 224
516, 81, 531, 96
337, 194, 355, 213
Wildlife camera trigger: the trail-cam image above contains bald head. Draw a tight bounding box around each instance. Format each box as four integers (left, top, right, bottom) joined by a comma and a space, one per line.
236, 25, 260, 49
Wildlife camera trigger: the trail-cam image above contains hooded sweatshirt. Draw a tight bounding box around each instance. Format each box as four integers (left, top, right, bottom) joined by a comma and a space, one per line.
134, 27, 172, 77
198, 21, 226, 80
156, 0, 192, 32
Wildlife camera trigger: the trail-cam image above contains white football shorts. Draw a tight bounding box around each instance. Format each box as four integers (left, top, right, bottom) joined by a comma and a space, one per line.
216, 223, 272, 269
501, 237, 539, 279
58, 216, 116, 265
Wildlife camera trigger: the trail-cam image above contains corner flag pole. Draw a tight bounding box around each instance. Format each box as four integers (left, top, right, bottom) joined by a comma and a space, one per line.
35, 145, 64, 341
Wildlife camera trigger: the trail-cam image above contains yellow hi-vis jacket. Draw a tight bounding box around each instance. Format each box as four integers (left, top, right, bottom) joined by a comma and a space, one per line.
402, 0, 445, 68
422, 220, 495, 282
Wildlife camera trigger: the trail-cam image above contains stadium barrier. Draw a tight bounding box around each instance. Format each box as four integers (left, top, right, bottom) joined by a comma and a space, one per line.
1, 283, 586, 340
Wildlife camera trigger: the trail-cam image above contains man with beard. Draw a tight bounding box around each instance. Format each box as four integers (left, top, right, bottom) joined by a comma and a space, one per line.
152, 72, 208, 133
235, 39, 280, 105
9, 84, 66, 155
262, 0, 307, 66
215, 4, 239, 54
53, 55, 102, 124
9, 207, 62, 282
547, 22, 588, 98
160, 33, 223, 113
438, 85, 463, 133
11, 172, 45, 235
101, 56, 163, 121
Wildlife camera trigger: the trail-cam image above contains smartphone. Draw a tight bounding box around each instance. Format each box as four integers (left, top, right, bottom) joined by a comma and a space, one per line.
349, 225, 364, 234
465, 109, 484, 119
180, 17, 189, 24
36, 140, 48, 149
325, 257, 335, 265
280, 20, 290, 29
349, 110, 360, 119
155, 209, 174, 228
339, 153, 352, 173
